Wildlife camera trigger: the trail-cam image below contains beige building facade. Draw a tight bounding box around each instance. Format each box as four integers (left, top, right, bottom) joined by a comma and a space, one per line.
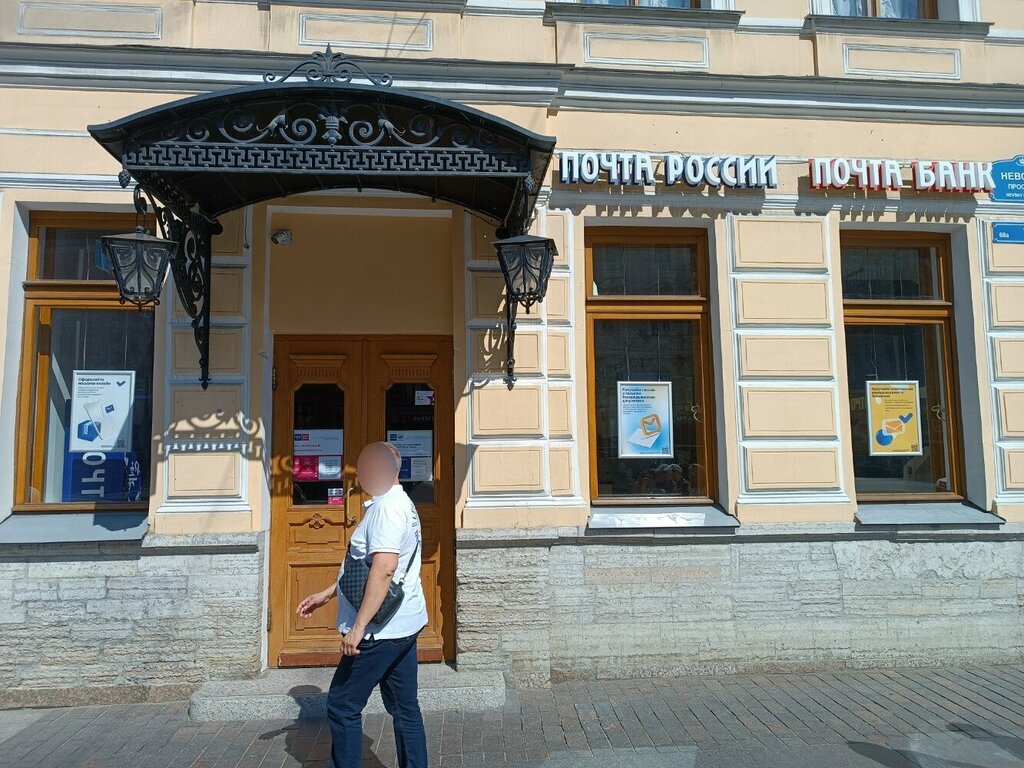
1, 0, 1024, 705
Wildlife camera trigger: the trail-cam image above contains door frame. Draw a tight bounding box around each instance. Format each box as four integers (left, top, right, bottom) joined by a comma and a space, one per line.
268, 334, 456, 666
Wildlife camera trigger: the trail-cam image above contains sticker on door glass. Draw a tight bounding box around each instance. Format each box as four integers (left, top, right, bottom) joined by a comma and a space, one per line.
327, 487, 345, 505
293, 429, 343, 480
388, 430, 433, 481
866, 381, 922, 456
415, 390, 435, 406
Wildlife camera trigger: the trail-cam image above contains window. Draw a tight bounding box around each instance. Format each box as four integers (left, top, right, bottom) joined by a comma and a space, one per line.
585, 229, 715, 504
582, 1, 701, 8
15, 213, 156, 511
830, 0, 937, 18
840, 233, 962, 501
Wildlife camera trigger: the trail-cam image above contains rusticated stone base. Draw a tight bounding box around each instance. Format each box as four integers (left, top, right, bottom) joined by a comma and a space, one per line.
455, 526, 1024, 688
0, 532, 265, 708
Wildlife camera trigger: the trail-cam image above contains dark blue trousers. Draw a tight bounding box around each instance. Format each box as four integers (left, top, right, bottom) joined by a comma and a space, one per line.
326, 630, 427, 768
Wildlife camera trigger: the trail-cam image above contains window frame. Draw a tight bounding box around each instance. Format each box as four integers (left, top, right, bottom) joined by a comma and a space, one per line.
840, 230, 964, 503
14, 212, 155, 513
845, 0, 938, 19
584, 227, 717, 506
583, 0, 701, 7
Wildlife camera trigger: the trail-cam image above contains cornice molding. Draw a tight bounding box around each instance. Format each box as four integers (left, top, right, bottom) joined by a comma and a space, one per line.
803, 14, 992, 40
544, 2, 743, 29
556, 67, 1024, 124
1, 43, 1023, 126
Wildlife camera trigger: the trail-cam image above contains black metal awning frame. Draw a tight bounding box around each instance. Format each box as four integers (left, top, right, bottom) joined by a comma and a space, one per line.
88, 47, 556, 388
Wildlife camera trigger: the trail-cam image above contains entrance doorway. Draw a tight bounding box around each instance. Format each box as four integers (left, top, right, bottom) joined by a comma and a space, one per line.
269, 335, 455, 667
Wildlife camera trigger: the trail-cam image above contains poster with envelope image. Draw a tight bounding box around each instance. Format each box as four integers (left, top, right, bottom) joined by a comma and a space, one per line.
866, 380, 923, 457
617, 381, 673, 459
68, 370, 135, 453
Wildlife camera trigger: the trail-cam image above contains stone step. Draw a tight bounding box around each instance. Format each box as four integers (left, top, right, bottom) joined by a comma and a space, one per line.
189, 665, 506, 721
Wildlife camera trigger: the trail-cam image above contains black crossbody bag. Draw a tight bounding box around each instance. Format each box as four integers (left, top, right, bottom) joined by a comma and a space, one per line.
338, 528, 419, 634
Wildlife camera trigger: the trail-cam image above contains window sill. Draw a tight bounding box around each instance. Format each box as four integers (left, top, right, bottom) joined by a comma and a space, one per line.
803, 14, 992, 40
588, 504, 739, 531
0, 511, 148, 545
12, 502, 148, 514
854, 501, 1004, 530
545, 2, 744, 30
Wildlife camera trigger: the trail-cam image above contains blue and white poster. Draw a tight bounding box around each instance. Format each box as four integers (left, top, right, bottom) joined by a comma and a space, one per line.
62, 450, 142, 503
387, 430, 433, 482
617, 381, 674, 459
68, 370, 135, 453
991, 156, 1024, 203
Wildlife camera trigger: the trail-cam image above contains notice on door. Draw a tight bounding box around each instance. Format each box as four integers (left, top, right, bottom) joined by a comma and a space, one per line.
617, 381, 674, 459
68, 370, 135, 453
388, 430, 433, 482
293, 429, 343, 481
866, 381, 922, 456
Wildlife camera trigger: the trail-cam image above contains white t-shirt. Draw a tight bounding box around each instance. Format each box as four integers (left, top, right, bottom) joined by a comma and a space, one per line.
336, 484, 427, 640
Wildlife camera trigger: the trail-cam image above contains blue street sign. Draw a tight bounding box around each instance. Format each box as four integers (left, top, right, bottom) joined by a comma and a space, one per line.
991, 156, 1024, 203
994, 223, 1024, 244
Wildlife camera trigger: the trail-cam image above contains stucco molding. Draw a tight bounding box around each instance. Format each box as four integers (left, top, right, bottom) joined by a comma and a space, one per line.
1, 43, 1024, 125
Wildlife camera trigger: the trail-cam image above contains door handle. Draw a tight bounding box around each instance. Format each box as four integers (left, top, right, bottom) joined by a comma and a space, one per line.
345, 484, 359, 526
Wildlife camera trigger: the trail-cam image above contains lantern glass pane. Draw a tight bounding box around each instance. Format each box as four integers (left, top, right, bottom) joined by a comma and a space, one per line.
105, 236, 173, 303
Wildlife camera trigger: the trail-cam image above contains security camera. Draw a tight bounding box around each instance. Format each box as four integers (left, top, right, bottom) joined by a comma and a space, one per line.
271, 229, 292, 245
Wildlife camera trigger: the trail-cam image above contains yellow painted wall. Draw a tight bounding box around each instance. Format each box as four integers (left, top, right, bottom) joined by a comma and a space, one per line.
268, 207, 454, 335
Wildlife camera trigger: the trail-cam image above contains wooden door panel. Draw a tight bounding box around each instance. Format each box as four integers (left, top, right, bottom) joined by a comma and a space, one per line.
270, 339, 364, 667
368, 339, 455, 663
290, 563, 343, 635
271, 336, 455, 667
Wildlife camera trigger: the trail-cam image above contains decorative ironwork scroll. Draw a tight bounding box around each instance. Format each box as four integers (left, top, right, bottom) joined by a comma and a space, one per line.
263, 44, 393, 87
119, 173, 221, 390
91, 47, 557, 386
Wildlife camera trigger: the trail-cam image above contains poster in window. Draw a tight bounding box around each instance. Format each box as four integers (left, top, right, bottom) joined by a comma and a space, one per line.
866, 381, 923, 456
68, 370, 135, 453
388, 430, 434, 481
617, 381, 674, 459
293, 429, 343, 481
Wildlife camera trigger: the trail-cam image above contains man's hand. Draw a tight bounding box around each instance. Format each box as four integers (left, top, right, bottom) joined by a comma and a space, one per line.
296, 586, 334, 619
341, 626, 365, 656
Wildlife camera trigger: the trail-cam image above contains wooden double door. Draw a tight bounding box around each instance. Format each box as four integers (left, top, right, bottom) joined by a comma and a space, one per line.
269, 335, 455, 667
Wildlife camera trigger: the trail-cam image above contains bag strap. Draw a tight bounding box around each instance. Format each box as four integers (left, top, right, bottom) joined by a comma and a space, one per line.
398, 503, 419, 584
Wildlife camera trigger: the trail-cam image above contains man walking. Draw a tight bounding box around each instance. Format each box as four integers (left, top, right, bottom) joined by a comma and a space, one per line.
296, 441, 428, 768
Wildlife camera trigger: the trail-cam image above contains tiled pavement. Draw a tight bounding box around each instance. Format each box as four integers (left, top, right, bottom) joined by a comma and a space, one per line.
2, 664, 1024, 768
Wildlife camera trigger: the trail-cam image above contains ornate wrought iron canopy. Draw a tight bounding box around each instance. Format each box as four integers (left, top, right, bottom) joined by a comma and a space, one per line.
87, 47, 557, 388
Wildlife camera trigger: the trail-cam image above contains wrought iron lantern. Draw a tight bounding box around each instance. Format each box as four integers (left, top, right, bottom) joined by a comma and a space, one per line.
100, 188, 178, 308
493, 233, 557, 388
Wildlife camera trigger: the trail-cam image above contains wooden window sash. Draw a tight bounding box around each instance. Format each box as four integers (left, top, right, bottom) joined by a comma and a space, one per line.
584, 228, 716, 505
841, 231, 963, 501
15, 212, 154, 513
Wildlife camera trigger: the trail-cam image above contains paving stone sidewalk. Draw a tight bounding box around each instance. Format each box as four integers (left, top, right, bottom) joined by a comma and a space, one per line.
2, 664, 1024, 768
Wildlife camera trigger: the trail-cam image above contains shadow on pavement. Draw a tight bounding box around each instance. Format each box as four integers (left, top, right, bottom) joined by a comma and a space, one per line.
257, 684, 387, 768
848, 723, 1024, 768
